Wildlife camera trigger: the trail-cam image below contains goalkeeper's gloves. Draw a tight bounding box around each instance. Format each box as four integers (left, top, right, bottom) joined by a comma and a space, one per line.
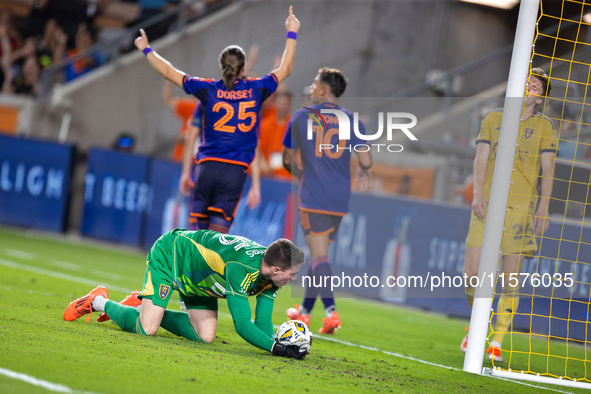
271, 340, 307, 359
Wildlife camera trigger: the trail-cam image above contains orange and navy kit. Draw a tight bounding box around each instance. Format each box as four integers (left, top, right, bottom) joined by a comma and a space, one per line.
283, 102, 365, 238
182, 73, 278, 225
182, 73, 278, 167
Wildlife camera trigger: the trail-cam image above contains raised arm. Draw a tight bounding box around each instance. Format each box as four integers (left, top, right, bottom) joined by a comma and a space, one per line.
134, 29, 185, 89
271, 6, 300, 85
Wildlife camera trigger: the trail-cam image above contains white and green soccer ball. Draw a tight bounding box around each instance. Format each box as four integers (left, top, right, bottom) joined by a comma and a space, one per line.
275, 320, 313, 352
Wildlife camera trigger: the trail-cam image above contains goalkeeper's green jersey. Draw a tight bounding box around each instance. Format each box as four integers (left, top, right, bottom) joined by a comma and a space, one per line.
163, 229, 278, 352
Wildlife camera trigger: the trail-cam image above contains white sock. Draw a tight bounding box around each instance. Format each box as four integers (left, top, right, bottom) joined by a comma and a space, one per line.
299, 305, 311, 316
91, 295, 108, 312
490, 340, 502, 349
325, 305, 336, 318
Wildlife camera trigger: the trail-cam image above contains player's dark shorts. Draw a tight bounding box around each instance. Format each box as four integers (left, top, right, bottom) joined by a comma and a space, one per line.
189, 160, 247, 223
299, 210, 344, 242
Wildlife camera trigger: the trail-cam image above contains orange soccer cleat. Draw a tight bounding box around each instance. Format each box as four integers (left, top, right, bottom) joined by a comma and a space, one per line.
97, 290, 141, 322
460, 326, 469, 353
318, 311, 341, 334
286, 304, 310, 327
63, 286, 108, 322
486, 345, 505, 363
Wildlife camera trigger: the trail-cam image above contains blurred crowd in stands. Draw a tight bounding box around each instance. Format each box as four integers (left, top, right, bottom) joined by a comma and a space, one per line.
0, 0, 226, 97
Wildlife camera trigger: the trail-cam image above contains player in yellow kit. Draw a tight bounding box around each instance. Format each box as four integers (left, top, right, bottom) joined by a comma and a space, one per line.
461, 68, 558, 362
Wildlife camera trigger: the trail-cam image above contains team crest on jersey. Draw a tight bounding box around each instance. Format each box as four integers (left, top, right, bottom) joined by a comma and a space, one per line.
159, 285, 170, 299
524, 127, 534, 139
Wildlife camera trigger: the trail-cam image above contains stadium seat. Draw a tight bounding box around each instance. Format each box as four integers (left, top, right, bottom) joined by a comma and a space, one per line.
0, 105, 19, 134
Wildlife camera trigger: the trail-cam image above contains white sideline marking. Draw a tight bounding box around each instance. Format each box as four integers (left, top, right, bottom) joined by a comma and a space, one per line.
219, 313, 573, 393
316, 334, 457, 370
0, 260, 574, 393
0, 259, 133, 294
0, 285, 56, 297
496, 377, 574, 394
47, 259, 122, 281
318, 335, 573, 393
90, 270, 121, 281
0, 367, 72, 392
0, 367, 102, 394
48, 259, 82, 271
5, 249, 34, 260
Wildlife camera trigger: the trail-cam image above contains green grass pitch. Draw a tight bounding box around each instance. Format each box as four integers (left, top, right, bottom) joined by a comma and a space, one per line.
0, 227, 588, 393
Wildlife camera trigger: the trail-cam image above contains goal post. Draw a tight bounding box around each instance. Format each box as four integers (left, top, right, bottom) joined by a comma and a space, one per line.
463, 0, 540, 375
464, 0, 591, 388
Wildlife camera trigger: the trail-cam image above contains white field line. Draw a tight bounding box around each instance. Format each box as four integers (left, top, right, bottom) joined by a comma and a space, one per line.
0, 285, 55, 297
0, 259, 133, 294
90, 269, 122, 281
5, 249, 34, 260
218, 315, 571, 394
0, 367, 102, 394
48, 259, 82, 271
0, 258, 575, 394
319, 334, 574, 394
46, 259, 122, 281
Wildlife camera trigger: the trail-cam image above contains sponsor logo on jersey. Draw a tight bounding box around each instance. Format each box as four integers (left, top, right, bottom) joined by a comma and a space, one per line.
211, 282, 226, 297
246, 249, 265, 258
159, 284, 170, 299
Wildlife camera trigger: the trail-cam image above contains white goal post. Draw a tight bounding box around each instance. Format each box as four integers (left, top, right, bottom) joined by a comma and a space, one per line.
463, 0, 591, 389
484, 368, 591, 389
462, 0, 539, 376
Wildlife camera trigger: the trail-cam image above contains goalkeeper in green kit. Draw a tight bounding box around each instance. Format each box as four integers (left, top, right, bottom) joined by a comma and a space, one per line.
63, 230, 307, 359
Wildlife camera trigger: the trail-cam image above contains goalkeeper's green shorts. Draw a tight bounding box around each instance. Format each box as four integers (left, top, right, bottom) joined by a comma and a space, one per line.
139, 232, 218, 311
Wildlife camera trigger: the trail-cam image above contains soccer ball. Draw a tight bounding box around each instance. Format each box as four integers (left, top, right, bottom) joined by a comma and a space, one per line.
275, 320, 313, 352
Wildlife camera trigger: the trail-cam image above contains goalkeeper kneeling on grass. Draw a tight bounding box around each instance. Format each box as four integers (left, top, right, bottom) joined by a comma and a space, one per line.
63, 229, 308, 359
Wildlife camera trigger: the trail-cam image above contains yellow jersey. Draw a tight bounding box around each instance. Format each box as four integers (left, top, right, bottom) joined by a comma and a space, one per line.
476, 109, 558, 209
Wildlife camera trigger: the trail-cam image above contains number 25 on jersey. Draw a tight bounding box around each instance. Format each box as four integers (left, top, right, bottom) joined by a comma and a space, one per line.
213, 101, 256, 133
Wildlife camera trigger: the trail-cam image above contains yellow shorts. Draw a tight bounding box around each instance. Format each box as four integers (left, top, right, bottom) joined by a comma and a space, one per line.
465, 205, 537, 257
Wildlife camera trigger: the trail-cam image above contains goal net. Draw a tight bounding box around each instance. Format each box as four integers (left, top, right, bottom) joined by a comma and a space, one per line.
481, 0, 591, 388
